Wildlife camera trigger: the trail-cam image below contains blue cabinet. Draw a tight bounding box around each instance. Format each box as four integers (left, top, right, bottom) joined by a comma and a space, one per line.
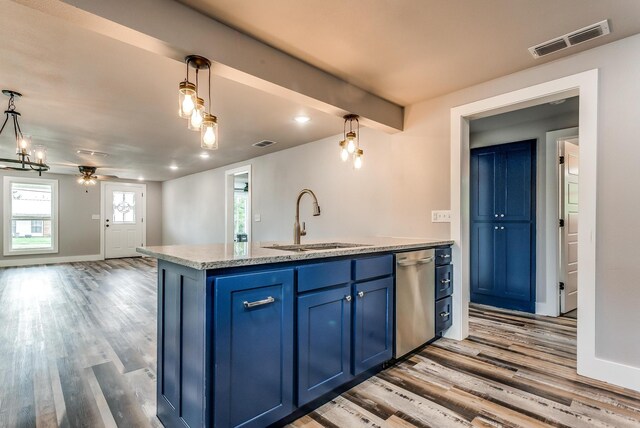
353, 277, 393, 375
214, 269, 294, 428
297, 284, 352, 406
297, 255, 394, 404
471, 140, 535, 313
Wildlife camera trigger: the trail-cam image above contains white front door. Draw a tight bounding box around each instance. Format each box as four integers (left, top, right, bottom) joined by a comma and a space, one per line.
104, 183, 145, 259
559, 138, 579, 313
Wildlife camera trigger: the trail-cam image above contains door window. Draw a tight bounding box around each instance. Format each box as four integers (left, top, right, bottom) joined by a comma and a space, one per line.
112, 191, 136, 223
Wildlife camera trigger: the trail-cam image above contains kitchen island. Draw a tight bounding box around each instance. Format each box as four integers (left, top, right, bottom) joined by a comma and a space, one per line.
137, 237, 453, 428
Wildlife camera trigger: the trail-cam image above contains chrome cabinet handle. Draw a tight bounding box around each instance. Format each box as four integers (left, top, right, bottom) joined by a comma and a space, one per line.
243, 296, 275, 309
494, 226, 498, 230
500, 226, 505, 230
494, 214, 498, 217
500, 214, 505, 217
417, 256, 434, 264
440, 279, 451, 284
357, 291, 365, 298
438, 254, 451, 259
440, 311, 450, 318
345, 295, 352, 302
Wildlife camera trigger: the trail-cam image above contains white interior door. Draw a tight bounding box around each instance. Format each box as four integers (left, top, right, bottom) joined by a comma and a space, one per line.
104, 183, 145, 259
559, 138, 579, 313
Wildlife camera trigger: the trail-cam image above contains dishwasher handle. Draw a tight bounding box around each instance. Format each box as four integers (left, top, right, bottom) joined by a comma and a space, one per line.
416, 256, 435, 264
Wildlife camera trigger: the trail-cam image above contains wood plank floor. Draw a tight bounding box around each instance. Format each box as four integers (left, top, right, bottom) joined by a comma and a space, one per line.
1, 259, 639, 427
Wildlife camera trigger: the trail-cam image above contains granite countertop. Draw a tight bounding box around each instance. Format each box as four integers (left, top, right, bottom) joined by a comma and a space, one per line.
136, 237, 454, 270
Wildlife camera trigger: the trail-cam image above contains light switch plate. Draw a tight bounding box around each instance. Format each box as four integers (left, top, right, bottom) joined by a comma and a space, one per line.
92, 214, 101, 220
254, 214, 261, 222
431, 210, 451, 223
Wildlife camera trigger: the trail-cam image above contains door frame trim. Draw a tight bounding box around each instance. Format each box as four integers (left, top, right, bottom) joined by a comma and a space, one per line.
100, 181, 147, 259
224, 164, 252, 245
449, 69, 640, 392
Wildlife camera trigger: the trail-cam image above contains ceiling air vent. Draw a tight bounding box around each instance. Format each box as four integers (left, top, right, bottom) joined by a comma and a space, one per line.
529, 19, 610, 58
253, 140, 277, 148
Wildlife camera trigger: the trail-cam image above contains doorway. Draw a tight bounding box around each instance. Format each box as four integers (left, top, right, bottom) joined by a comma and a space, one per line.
447, 70, 628, 389
102, 182, 146, 259
225, 165, 252, 244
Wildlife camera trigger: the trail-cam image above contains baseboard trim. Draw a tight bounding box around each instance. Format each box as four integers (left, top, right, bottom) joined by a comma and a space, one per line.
0, 254, 103, 267
580, 355, 640, 392
535, 301, 558, 317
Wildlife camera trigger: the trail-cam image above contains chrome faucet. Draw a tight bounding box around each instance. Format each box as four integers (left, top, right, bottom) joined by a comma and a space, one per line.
294, 189, 321, 244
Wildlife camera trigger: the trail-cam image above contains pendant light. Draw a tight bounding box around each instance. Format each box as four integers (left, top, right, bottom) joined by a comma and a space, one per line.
177, 55, 219, 149
338, 114, 363, 169
0, 90, 50, 176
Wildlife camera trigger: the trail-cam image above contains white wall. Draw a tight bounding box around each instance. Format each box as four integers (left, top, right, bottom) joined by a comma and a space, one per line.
163, 33, 640, 369
470, 112, 579, 314
162, 128, 398, 245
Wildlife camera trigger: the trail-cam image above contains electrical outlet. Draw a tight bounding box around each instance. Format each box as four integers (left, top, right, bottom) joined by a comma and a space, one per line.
254, 214, 261, 222
431, 210, 451, 223
92, 214, 100, 220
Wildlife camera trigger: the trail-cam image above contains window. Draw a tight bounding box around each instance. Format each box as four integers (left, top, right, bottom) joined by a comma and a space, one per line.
112, 191, 136, 223
3, 177, 58, 255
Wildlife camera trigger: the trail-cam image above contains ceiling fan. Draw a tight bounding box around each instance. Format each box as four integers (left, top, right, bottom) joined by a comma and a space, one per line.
77, 165, 119, 186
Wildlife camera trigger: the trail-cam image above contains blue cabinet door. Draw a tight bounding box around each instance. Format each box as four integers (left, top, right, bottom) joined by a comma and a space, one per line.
470, 223, 500, 298
297, 283, 352, 406
470, 150, 499, 222
502, 143, 534, 221
214, 269, 294, 428
353, 277, 394, 375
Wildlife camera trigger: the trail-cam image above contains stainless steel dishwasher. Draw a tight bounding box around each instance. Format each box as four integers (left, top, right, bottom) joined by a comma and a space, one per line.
394, 249, 435, 358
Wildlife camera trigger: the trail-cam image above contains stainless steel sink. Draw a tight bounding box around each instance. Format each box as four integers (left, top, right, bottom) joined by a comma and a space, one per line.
264, 242, 371, 252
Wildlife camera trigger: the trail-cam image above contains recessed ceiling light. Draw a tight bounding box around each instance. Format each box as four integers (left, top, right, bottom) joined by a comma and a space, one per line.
294, 115, 310, 124
169, 165, 178, 170
200, 152, 210, 159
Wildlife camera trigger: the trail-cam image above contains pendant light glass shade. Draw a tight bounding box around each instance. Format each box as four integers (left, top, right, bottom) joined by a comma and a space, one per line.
188, 97, 205, 131
16, 134, 30, 155
32, 145, 47, 164
346, 131, 356, 153
178, 81, 197, 118
339, 140, 349, 161
354, 149, 364, 169
201, 114, 218, 150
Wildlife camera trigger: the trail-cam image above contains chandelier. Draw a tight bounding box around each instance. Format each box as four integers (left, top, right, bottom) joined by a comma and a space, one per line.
338, 114, 363, 169
0, 90, 49, 176
178, 55, 219, 150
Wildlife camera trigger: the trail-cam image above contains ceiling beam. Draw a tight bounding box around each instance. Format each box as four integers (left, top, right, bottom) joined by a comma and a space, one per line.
15, 0, 403, 133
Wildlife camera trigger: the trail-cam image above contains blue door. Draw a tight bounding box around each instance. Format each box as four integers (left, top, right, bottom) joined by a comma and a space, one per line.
470, 140, 536, 313
353, 277, 393, 375
297, 283, 352, 406
214, 269, 294, 428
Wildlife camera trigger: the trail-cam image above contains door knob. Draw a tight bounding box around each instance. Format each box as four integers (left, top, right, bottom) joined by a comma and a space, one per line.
494, 226, 498, 230
500, 214, 505, 217
494, 214, 498, 217
500, 226, 505, 230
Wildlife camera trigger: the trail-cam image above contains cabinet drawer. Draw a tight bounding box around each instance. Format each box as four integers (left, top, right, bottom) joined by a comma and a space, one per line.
353, 254, 393, 282
435, 264, 453, 300
298, 260, 351, 293
435, 296, 453, 336
435, 247, 452, 266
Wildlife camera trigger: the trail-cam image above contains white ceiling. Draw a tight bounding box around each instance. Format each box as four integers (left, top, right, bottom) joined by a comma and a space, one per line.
179, 0, 640, 106
0, 1, 344, 181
